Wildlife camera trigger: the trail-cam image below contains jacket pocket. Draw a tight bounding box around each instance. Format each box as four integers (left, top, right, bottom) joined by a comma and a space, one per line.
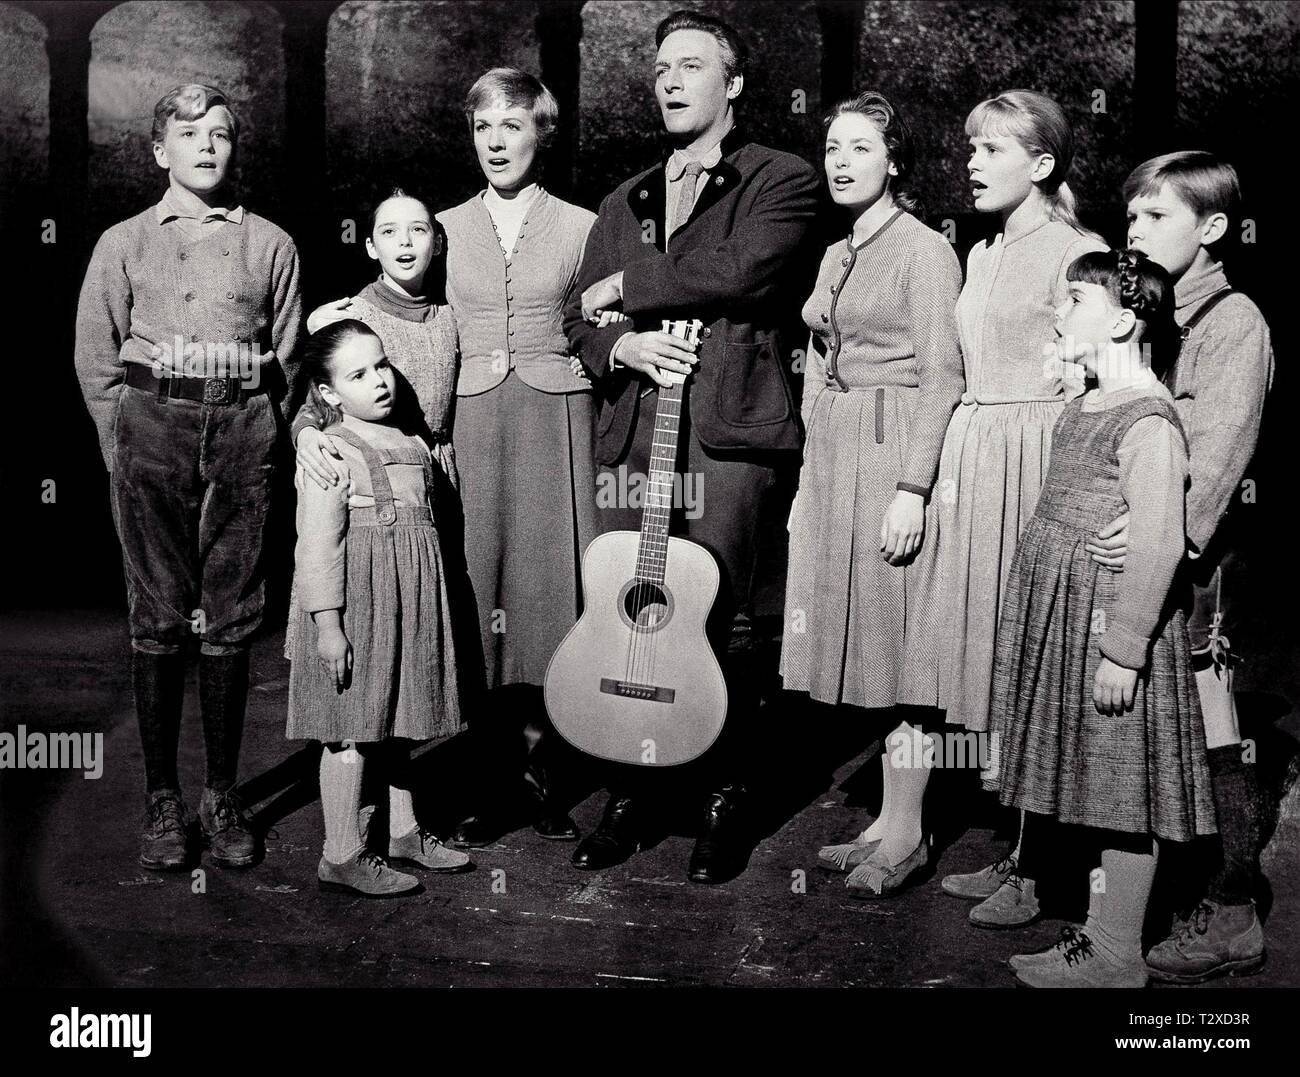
718, 341, 793, 427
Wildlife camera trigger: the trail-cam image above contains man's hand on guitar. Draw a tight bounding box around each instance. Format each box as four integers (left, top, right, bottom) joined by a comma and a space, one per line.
615, 331, 699, 389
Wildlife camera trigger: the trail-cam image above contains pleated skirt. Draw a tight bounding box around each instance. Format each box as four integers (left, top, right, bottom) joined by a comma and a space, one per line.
981, 516, 1217, 842
780, 385, 943, 709
931, 399, 1061, 730
455, 375, 597, 689
287, 518, 463, 743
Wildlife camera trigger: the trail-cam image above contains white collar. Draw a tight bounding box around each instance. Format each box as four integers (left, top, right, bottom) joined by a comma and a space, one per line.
484, 182, 541, 216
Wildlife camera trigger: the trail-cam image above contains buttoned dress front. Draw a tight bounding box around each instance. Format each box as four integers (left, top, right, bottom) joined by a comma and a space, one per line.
437, 189, 599, 689
781, 210, 964, 709
931, 219, 1106, 730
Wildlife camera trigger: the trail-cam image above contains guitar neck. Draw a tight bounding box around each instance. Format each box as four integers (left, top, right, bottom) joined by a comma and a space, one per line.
634, 381, 683, 586
634, 319, 699, 586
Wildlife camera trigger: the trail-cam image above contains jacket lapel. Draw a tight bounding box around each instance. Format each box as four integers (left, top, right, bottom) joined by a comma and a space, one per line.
683, 158, 738, 230
664, 125, 747, 244
626, 166, 668, 252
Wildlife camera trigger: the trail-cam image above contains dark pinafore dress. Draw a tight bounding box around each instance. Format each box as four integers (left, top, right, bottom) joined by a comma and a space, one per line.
287, 424, 463, 744
982, 394, 1217, 842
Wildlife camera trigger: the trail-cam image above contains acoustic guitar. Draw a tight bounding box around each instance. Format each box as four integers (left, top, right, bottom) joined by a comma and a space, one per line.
545, 319, 727, 766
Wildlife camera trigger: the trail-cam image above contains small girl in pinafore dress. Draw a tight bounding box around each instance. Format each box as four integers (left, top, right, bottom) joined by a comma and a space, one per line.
982, 250, 1217, 986
287, 320, 470, 897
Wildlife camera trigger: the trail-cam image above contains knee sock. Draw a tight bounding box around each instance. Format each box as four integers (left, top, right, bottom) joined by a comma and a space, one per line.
1206, 744, 1263, 906
132, 649, 187, 793
879, 721, 930, 863
199, 650, 250, 792
863, 751, 894, 841
1089, 843, 1157, 963
389, 786, 418, 840
320, 744, 365, 864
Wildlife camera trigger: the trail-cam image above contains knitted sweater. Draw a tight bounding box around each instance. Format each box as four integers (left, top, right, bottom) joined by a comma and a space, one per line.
74, 197, 303, 469
437, 188, 595, 396
293, 280, 459, 485
1168, 259, 1274, 553
801, 209, 964, 493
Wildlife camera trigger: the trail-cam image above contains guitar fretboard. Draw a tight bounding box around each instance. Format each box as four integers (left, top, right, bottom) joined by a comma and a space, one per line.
633, 320, 699, 586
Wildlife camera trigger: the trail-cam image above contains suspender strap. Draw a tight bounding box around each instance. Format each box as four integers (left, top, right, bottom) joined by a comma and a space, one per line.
324, 425, 399, 525
1181, 288, 1234, 340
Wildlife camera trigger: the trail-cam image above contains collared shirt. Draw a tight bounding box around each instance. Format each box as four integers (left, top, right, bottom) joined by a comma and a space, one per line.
664, 118, 733, 239
154, 185, 245, 241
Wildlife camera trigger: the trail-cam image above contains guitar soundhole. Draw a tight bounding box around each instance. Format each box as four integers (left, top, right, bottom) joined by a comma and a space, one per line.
622, 581, 673, 631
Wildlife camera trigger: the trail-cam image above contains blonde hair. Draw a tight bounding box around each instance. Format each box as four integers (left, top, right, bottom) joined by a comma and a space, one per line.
152, 83, 239, 145
464, 68, 560, 150
966, 89, 1095, 236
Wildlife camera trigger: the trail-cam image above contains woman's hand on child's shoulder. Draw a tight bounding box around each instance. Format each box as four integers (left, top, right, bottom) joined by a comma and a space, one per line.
296, 426, 345, 492
1093, 657, 1138, 715
307, 297, 355, 334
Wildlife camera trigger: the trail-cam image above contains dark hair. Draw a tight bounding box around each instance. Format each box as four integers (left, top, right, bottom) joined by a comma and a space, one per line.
1066, 248, 1179, 378
824, 90, 921, 215
463, 67, 561, 150
365, 186, 436, 241
299, 319, 381, 429
152, 83, 239, 145
655, 10, 747, 84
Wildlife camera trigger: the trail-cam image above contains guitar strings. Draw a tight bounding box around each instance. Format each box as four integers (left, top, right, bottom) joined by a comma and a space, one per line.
624, 320, 697, 693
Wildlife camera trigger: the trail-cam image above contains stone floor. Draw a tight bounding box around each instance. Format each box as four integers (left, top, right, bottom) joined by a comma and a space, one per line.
1, 608, 1297, 989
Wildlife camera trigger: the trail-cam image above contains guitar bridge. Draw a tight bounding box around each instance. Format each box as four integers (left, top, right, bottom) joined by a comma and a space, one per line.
600, 678, 676, 704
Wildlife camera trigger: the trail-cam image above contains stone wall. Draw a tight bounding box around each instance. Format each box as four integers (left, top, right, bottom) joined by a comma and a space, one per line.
85, 1, 287, 231
0, 4, 48, 223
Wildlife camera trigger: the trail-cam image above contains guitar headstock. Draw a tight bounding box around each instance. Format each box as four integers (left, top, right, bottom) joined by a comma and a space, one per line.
661, 319, 703, 349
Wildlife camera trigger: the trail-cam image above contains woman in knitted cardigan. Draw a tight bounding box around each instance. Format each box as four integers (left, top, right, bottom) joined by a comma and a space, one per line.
785, 91, 964, 899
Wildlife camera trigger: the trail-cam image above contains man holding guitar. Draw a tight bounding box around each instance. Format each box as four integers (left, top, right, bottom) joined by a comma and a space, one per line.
560, 10, 820, 883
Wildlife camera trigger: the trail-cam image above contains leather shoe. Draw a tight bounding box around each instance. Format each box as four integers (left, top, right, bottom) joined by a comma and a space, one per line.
571, 795, 640, 870
451, 814, 504, 848
524, 760, 579, 841
688, 785, 750, 884
533, 806, 580, 841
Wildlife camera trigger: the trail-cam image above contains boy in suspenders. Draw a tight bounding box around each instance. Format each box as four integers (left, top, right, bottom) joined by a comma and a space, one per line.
1088, 151, 1273, 981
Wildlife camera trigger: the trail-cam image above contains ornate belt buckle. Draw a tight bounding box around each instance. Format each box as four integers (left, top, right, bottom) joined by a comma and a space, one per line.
203, 377, 232, 405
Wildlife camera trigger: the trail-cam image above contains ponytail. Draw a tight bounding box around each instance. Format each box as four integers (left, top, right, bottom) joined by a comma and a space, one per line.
1045, 180, 1100, 240
967, 89, 1101, 240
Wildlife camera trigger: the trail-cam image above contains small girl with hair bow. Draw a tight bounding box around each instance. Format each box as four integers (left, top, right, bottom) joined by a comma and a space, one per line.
982, 248, 1216, 987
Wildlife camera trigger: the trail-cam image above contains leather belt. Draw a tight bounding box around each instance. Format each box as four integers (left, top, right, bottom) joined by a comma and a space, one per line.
125, 361, 267, 405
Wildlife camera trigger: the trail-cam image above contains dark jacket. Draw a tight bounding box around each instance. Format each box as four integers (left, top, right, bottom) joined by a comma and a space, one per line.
563, 127, 821, 464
